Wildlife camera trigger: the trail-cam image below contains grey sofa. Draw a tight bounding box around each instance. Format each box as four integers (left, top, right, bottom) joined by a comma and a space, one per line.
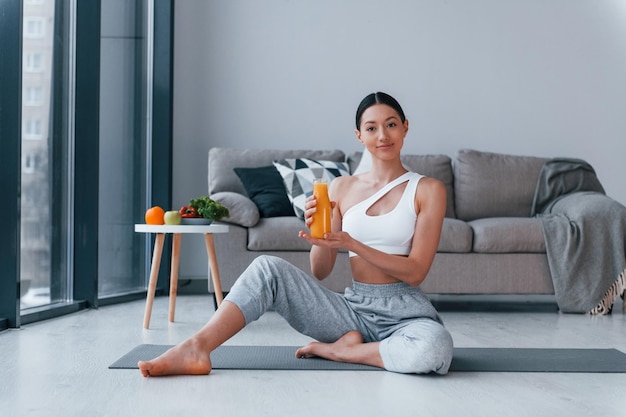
207, 147, 555, 299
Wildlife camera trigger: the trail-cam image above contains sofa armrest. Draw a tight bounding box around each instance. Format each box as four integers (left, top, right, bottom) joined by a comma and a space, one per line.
211, 191, 260, 227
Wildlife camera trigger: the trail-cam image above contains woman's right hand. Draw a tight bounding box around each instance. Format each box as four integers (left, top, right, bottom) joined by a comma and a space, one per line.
303, 194, 317, 230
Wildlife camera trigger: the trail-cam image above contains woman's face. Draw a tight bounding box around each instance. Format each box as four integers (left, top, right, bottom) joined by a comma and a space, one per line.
355, 104, 409, 157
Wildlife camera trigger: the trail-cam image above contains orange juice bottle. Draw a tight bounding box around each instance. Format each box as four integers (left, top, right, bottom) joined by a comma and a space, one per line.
310, 178, 331, 239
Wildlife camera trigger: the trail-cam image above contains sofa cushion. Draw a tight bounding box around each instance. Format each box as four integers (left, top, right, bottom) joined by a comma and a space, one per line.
469, 217, 546, 253
272, 158, 350, 218
348, 151, 456, 218
248, 217, 311, 251
402, 154, 456, 219
438, 218, 473, 253
233, 165, 294, 218
209, 148, 346, 195
210, 192, 260, 227
454, 149, 548, 221
249, 216, 471, 253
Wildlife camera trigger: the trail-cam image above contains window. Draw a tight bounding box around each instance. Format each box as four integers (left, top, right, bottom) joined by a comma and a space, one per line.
1, 0, 171, 328
96, 0, 153, 299
24, 86, 44, 106
22, 153, 41, 174
20, 1, 68, 311
24, 17, 46, 38
24, 52, 44, 72
24, 118, 44, 140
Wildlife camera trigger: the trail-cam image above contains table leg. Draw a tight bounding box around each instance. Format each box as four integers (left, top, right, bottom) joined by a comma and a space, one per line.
143, 233, 165, 329
204, 233, 224, 308
169, 233, 181, 323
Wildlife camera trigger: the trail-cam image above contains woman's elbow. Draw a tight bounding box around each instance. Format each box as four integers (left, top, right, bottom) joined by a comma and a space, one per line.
405, 275, 427, 287
310, 249, 336, 280
404, 264, 431, 287
311, 267, 330, 281
310, 260, 332, 280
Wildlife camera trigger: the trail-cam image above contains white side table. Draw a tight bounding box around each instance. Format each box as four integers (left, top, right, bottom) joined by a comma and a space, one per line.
134, 223, 229, 329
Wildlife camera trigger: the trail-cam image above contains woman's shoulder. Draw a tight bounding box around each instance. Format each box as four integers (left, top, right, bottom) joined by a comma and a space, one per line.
331, 173, 359, 187
329, 174, 365, 205
330, 174, 358, 195
415, 175, 446, 213
416, 175, 445, 192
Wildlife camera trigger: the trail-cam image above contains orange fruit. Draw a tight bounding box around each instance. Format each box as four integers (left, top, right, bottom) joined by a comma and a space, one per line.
145, 206, 165, 225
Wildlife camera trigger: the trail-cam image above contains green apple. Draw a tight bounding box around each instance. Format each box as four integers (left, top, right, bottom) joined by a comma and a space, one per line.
163, 210, 182, 225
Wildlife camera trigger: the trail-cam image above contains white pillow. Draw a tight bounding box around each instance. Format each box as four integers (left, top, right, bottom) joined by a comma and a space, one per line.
352, 148, 372, 175
273, 158, 350, 218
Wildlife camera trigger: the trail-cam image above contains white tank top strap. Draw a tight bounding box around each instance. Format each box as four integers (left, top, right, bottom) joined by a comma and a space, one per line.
344, 171, 414, 218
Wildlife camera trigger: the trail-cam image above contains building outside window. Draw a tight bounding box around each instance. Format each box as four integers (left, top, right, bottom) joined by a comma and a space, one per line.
24, 17, 46, 38
24, 52, 45, 72
21, 0, 62, 309
24, 86, 44, 106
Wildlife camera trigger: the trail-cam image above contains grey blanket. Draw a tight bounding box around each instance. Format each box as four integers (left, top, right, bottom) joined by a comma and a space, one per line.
531, 158, 626, 313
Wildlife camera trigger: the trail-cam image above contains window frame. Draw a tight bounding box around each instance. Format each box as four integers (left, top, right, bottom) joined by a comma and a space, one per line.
0, 0, 23, 329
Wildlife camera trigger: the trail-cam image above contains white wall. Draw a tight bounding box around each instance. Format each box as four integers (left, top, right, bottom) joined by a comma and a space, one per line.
172, 0, 626, 279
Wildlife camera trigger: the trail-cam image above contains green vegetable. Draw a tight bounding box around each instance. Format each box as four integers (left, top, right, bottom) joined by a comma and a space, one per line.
189, 196, 230, 220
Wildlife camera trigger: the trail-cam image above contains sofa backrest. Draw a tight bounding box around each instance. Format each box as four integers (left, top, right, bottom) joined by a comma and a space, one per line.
208, 147, 346, 195
348, 151, 456, 219
453, 149, 548, 221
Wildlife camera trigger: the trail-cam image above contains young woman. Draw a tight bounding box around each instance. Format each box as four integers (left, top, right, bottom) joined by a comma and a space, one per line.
138, 92, 454, 377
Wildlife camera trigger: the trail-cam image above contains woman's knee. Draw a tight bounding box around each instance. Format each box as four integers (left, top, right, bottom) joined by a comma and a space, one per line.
240, 255, 308, 297
251, 254, 283, 271
233, 255, 282, 296
243, 255, 284, 281
381, 321, 454, 375
228, 255, 293, 322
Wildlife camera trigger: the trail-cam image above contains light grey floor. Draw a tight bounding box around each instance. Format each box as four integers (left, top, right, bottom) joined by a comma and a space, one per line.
1, 295, 625, 417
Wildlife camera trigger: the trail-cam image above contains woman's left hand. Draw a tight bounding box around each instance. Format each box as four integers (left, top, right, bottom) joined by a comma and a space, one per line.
298, 230, 352, 250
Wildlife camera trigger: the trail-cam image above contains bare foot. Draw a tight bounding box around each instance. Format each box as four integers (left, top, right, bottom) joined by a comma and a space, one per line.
138, 338, 212, 377
295, 330, 382, 368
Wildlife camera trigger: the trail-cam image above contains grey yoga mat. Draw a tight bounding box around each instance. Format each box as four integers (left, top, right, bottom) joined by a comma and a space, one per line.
109, 344, 626, 373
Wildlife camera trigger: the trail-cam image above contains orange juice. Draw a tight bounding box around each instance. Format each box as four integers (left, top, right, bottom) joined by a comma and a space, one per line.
310, 179, 331, 239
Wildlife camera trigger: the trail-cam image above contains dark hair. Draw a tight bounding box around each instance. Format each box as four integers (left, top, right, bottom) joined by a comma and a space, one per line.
355, 92, 406, 130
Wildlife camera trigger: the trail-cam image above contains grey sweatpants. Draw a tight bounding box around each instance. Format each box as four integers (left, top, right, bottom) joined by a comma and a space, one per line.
224, 255, 454, 374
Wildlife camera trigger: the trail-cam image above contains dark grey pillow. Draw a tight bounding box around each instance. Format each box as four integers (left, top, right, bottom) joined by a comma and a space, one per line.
234, 166, 295, 218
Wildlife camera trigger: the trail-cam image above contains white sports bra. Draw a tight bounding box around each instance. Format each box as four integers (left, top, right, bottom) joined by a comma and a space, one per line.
342, 172, 424, 257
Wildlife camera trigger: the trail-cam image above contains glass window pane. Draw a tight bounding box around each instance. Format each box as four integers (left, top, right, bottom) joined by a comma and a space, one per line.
97, 0, 149, 298
20, 0, 69, 309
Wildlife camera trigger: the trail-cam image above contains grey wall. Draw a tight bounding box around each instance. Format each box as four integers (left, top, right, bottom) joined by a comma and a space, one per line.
172, 0, 626, 280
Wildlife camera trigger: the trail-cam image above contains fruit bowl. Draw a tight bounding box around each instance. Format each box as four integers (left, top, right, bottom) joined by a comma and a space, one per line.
181, 217, 213, 225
